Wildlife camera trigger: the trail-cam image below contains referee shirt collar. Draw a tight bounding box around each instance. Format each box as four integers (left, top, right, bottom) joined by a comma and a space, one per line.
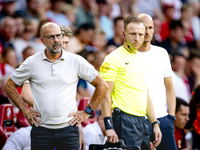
41, 49, 66, 61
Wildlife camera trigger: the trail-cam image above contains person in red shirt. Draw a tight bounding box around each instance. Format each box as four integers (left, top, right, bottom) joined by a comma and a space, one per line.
174, 98, 190, 150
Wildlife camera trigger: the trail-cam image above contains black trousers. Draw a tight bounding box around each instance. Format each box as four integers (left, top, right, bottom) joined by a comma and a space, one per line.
112, 109, 150, 150
31, 124, 79, 150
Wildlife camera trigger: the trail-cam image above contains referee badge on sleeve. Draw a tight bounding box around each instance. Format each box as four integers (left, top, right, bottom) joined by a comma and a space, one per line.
101, 62, 110, 73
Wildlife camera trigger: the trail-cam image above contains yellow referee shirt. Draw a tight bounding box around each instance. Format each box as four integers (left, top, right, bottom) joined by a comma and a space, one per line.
100, 46, 148, 117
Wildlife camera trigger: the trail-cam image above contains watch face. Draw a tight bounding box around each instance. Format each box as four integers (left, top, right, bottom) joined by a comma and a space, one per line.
85, 106, 93, 114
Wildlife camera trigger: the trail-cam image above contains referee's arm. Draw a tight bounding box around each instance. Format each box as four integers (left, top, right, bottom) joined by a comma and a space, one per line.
101, 81, 119, 143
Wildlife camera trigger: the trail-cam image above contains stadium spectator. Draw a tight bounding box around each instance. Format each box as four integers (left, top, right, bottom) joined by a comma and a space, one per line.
189, 0, 200, 18
171, 53, 191, 103
0, 0, 23, 20
24, 0, 47, 21
138, 14, 177, 150
13, 19, 38, 62
174, 98, 190, 150
134, 0, 163, 19
74, 0, 96, 28
92, 28, 107, 52
83, 110, 106, 150
107, 16, 124, 48
66, 23, 95, 53
185, 85, 200, 149
60, 4, 77, 31
160, 3, 176, 41
106, 0, 121, 19
161, 0, 182, 20
32, 19, 49, 52
97, 0, 114, 40
151, 16, 162, 44
0, 16, 16, 50
2, 126, 32, 150
13, 14, 25, 39
185, 50, 200, 92
1, 47, 18, 68
46, 0, 71, 27
171, 51, 188, 79
22, 46, 36, 61
180, 3, 200, 49
100, 16, 161, 149
158, 20, 186, 55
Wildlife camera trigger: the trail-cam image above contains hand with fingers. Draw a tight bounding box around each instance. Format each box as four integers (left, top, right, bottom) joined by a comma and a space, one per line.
68, 110, 90, 127
106, 129, 119, 143
153, 124, 162, 147
79, 130, 86, 150
22, 107, 41, 127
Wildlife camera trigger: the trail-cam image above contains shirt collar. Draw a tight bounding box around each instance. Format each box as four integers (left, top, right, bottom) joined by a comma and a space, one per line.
41, 48, 66, 61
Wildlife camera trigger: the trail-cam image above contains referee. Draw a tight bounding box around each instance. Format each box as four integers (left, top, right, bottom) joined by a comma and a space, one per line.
100, 16, 162, 150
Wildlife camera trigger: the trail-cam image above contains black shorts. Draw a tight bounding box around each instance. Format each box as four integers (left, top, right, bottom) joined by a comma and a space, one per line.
112, 108, 150, 150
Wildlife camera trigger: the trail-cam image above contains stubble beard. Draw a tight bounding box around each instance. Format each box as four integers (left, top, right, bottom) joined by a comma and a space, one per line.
46, 42, 62, 54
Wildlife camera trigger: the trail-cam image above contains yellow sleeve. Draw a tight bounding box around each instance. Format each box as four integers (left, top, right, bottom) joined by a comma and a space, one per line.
100, 55, 118, 81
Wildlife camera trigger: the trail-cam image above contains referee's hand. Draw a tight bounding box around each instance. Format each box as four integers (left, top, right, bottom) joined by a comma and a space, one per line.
106, 129, 119, 143
68, 111, 90, 127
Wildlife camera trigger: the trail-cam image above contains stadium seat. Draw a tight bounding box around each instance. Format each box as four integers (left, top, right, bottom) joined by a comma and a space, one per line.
16, 110, 29, 129
78, 97, 97, 127
0, 104, 16, 138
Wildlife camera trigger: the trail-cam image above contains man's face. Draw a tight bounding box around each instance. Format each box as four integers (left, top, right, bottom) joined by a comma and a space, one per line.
115, 20, 124, 38
62, 36, 69, 51
15, 17, 25, 36
28, 0, 40, 11
124, 22, 145, 52
172, 56, 186, 72
82, 29, 94, 45
41, 25, 63, 54
2, 18, 17, 39
142, 16, 154, 43
175, 105, 190, 129
3, 2, 16, 15
170, 27, 184, 42
190, 57, 200, 74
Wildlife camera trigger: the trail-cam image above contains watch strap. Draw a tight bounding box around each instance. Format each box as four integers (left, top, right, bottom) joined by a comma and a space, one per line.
152, 120, 160, 127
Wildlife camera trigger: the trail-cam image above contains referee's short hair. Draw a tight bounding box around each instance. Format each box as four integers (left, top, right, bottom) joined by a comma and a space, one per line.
124, 16, 145, 31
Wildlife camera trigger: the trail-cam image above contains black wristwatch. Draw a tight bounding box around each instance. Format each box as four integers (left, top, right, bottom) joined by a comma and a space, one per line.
171, 115, 176, 121
152, 120, 160, 127
84, 106, 93, 115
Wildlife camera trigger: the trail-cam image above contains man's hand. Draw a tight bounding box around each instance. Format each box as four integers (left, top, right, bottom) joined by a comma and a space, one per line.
22, 107, 41, 127
68, 110, 90, 127
153, 124, 162, 147
106, 129, 119, 143
78, 124, 86, 150
79, 129, 86, 150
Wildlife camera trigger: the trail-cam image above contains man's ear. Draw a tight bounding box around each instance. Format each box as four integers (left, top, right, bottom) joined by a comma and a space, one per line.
41, 38, 45, 45
123, 31, 125, 37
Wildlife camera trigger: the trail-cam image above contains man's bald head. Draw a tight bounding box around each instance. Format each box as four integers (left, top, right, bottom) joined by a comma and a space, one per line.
40, 22, 61, 37
137, 13, 154, 44
137, 13, 153, 22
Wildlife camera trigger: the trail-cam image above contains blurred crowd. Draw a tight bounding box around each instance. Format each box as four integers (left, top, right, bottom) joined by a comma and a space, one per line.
0, 0, 200, 149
